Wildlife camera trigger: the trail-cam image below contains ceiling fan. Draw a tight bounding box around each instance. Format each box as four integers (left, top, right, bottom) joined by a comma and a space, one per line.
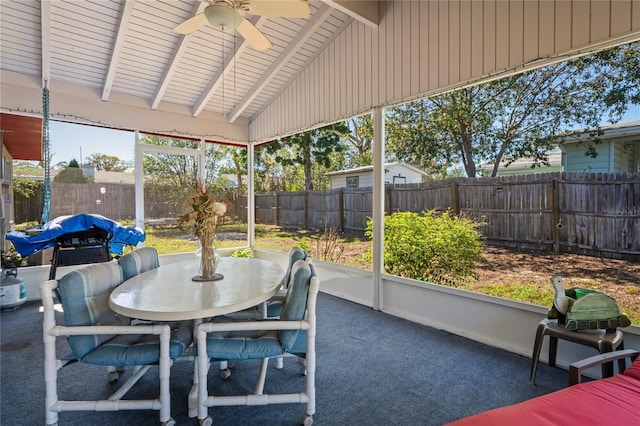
173, 0, 311, 51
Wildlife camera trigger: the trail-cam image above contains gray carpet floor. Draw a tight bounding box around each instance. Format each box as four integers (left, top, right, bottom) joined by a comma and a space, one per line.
1, 293, 567, 425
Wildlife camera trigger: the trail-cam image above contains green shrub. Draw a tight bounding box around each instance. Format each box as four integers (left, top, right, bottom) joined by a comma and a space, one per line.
296, 238, 311, 252
231, 248, 254, 258
53, 167, 91, 183
366, 210, 483, 286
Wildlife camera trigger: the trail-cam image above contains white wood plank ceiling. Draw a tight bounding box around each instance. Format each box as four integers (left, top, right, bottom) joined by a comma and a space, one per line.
0, 0, 355, 142
1, 1, 639, 145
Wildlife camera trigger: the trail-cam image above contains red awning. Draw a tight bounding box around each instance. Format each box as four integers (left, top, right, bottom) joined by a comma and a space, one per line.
1, 113, 43, 161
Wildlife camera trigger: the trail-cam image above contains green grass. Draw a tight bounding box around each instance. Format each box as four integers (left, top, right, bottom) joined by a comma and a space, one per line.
142, 224, 251, 255
468, 282, 555, 307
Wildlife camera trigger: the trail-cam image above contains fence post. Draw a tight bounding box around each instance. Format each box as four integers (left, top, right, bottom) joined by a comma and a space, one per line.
339, 189, 344, 232
304, 191, 308, 229
551, 178, 560, 253
386, 185, 392, 215
451, 181, 459, 215
275, 191, 280, 226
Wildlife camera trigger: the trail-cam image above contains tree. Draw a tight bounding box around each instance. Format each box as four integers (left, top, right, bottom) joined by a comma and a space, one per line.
85, 153, 127, 172
345, 115, 374, 167
12, 161, 42, 177
141, 135, 232, 216
53, 160, 91, 183
385, 42, 640, 177
265, 123, 350, 190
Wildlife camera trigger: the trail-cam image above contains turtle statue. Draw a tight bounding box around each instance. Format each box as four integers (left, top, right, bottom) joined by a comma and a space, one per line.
547, 275, 631, 332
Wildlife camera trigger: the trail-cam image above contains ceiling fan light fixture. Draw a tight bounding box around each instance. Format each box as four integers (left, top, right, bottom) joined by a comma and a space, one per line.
204, 4, 239, 31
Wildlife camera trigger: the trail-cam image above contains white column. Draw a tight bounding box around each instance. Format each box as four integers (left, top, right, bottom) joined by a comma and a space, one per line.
198, 138, 206, 183
372, 107, 385, 311
247, 142, 255, 247
134, 131, 145, 233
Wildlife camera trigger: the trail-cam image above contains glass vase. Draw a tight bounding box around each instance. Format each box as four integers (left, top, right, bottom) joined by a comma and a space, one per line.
194, 236, 221, 281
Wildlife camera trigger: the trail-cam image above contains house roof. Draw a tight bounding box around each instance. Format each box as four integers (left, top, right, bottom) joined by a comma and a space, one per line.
478, 149, 562, 173
326, 161, 427, 177
0, 113, 43, 161
559, 121, 640, 144
1, 1, 639, 146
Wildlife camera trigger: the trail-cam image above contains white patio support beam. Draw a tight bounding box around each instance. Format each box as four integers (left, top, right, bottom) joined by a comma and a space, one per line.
320, 0, 378, 28
372, 106, 385, 311
102, 0, 135, 101
134, 131, 145, 231
198, 138, 206, 183
151, 1, 204, 110
192, 17, 267, 117
247, 142, 256, 247
40, 0, 51, 89
227, 4, 333, 123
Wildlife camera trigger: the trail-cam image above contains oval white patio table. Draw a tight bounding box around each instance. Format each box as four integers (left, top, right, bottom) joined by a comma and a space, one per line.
109, 257, 284, 321
109, 256, 285, 418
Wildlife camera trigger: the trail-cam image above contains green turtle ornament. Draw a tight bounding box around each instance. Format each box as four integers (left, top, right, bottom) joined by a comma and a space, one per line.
547, 275, 631, 332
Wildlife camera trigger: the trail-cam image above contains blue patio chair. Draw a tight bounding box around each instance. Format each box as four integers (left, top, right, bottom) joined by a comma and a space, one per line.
196, 259, 319, 426
41, 262, 192, 426
217, 247, 309, 377
227, 247, 309, 320
118, 246, 160, 281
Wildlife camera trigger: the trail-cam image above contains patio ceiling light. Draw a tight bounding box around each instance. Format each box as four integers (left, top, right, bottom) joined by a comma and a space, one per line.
204, 4, 239, 31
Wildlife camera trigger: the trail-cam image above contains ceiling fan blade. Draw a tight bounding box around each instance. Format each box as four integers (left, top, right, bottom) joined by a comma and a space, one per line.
246, 0, 311, 19
172, 12, 208, 34
237, 17, 272, 51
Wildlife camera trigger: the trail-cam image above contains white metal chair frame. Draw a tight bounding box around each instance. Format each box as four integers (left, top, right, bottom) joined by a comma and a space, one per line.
196, 264, 319, 426
41, 279, 176, 426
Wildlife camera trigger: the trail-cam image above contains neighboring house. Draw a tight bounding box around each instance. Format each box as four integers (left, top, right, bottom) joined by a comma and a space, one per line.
326, 162, 428, 189
478, 149, 563, 177
478, 121, 640, 177
559, 121, 640, 174
13, 167, 136, 185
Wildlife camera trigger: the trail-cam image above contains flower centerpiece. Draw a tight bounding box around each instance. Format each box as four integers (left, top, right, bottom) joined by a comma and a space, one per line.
178, 180, 227, 281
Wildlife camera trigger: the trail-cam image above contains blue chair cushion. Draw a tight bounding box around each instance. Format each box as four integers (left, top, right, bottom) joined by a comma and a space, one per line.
57, 262, 128, 358
279, 260, 312, 351
204, 331, 284, 361
118, 247, 159, 281
280, 247, 308, 288
82, 323, 193, 365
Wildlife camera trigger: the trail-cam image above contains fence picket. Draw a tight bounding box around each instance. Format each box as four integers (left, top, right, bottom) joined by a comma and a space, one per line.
12, 172, 640, 259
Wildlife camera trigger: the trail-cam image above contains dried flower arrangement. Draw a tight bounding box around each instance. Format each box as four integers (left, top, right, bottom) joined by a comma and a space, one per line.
178, 180, 226, 279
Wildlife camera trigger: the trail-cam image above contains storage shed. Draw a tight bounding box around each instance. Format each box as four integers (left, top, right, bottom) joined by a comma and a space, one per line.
326, 162, 428, 188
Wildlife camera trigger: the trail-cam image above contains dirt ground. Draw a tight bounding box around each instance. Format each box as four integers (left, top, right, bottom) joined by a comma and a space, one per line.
475, 246, 640, 320
253, 227, 640, 321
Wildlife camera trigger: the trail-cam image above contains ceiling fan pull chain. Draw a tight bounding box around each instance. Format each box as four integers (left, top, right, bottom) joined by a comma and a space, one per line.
221, 33, 225, 113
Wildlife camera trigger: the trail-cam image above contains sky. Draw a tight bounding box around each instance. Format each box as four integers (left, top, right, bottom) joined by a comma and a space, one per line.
48, 105, 639, 166
50, 121, 136, 166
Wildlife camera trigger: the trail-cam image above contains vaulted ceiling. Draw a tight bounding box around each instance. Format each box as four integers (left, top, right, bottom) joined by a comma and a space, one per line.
1, 0, 373, 144
1, 1, 639, 149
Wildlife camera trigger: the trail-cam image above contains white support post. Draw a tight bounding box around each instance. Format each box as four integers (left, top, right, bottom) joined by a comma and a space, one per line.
198, 138, 206, 184
247, 142, 255, 247
134, 131, 145, 234
372, 107, 385, 311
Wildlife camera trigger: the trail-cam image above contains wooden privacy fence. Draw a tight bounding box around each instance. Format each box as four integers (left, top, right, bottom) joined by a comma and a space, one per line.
13, 183, 184, 223
13, 173, 640, 259
237, 172, 640, 260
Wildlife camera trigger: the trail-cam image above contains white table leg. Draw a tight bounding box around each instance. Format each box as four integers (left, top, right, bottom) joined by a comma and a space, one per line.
188, 318, 203, 418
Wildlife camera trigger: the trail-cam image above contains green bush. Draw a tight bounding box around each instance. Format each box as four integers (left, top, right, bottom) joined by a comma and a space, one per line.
366, 210, 483, 286
231, 248, 254, 258
53, 167, 91, 183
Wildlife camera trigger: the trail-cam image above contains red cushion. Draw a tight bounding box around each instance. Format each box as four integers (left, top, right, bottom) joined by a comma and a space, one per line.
447, 374, 640, 426
623, 356, 640, 381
